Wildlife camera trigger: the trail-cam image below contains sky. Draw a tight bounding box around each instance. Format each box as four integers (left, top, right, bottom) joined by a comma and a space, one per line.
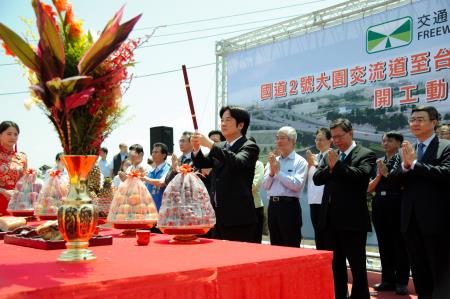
0, 0, 347, 169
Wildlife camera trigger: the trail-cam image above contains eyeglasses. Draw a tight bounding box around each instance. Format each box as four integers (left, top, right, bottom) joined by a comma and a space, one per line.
408, 117, 429, 123
275, 136, 288, 140
331, 133, 347, 140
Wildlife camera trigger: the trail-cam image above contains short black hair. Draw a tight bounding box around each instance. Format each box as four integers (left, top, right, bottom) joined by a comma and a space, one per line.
330, 118, 353, 133
181, 131, 193, 141
100, 147, 108, 154
411, 106, 440, 130
55, 152, 64, 162
129, 144, 144, 155
208, 130, 225, 141
383, 131, 404, 143
316, 127, 331, 140
153, 142, 168, 159
219, 106, 250, 136
0, 121, 20, 134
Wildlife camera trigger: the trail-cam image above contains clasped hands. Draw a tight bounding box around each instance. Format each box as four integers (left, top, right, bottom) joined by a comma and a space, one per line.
401, 141, 416, 169
268, 152, 280, 176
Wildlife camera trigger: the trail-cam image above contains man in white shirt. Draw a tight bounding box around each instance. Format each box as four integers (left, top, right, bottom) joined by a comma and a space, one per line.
119, 144, 151, 182
262, 126, 307, 248
98, 147, 112, 178
305, 127, 332, 250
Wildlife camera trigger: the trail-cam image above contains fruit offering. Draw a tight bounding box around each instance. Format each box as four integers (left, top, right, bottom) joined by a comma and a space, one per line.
7, 169, 43, 216
158, 165, 215, 233
34, 169, 69, 220
107, 170, 158, 228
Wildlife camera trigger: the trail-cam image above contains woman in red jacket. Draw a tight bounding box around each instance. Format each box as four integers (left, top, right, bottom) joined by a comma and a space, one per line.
0, 121, 27, 215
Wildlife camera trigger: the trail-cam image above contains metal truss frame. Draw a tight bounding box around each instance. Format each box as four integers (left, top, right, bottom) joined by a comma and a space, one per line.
214, 0, 417, 127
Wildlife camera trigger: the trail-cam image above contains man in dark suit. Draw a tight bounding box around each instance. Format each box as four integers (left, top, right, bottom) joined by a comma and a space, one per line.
112, 143, 128, 177
191, 105, 259, 242
367, 132, 410, 295
390, 106, 450, 299
313, 118, 376, 299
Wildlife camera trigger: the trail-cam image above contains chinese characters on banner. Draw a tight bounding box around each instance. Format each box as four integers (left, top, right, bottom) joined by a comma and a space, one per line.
260, 47, 450, 108
259, 7, 449, 110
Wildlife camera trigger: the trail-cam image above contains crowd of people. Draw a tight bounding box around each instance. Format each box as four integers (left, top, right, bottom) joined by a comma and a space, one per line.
1, 104, 449, 299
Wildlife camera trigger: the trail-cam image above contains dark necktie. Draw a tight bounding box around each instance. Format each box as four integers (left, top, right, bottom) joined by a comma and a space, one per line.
225, 143, 231, 150
339, 152, 346, 161
417, 143, 425, 162
180, 155, 186, 164
318, 153, 323, 162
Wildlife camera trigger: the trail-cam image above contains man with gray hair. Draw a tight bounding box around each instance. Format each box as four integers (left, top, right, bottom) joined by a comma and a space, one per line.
262, 126, 307, 247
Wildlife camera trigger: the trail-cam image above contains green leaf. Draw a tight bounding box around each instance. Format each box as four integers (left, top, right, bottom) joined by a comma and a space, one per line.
78, 6, 141, 75
46, 75, 92, 95
0, 23, 39, 73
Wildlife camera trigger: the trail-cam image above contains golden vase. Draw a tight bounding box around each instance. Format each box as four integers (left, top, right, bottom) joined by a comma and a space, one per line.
57, 155, 99, 262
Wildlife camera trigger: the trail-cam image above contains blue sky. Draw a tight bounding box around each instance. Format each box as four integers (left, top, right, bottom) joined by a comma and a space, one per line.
0, 0, 346, 168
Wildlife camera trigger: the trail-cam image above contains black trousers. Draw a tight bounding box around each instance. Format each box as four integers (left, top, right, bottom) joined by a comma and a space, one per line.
310, 203, 325, 250
268, 199, 302, 247
253, 206, 264, 244
322, 226, 369, 299
404, 215, 450, 299
213, 223, 256, 243
372, 196, 410, 285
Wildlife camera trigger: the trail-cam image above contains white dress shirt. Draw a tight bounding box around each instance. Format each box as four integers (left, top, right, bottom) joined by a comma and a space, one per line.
262, 151, 308, 198
307, 152, 327, 204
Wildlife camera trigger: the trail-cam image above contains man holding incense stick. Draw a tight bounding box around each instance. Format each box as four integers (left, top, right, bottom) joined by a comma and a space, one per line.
191, 106, 259, 242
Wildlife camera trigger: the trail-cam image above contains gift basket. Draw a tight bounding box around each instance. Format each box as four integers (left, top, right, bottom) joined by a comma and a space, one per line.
107, 170, 158, 229
158, 165, 215, 243
7, 169, 43, 216
34, 170, 69, 220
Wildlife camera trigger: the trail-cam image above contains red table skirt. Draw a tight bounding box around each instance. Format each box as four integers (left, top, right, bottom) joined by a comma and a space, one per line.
0, 229, 334, 299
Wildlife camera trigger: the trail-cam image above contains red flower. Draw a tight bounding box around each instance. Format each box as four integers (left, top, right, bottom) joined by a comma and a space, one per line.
178, 164, 193, 174
65, 6, 75, 25
41, 3, 57, 22
69, 21, 83, 39
52, 0, 71, 13
49, 169, 62, 177
1, 42, 16, 57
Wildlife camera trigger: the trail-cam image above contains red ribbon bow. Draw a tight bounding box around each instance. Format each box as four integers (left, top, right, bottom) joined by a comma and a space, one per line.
178, 164, 193, 174
49, 169, 62, 177
128, 170, 142, 178
25, 169, 36, 176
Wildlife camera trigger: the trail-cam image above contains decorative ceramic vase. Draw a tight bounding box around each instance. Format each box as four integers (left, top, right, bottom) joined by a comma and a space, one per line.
57, 155, 98, 262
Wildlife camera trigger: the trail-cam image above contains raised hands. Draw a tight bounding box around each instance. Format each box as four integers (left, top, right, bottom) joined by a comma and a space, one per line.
306, 150, 316, 167
328, 149, 338, 171
402, 141, 416, 169
377, 159, 389, 177
191, 132, 214, 151
268, 151, 280, 176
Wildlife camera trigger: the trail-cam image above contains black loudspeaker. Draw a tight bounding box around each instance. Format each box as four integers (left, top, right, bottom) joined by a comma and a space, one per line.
150, 126, 174, 154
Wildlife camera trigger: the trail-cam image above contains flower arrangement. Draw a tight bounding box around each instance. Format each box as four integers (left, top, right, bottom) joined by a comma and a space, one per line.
0, 0, 142, 155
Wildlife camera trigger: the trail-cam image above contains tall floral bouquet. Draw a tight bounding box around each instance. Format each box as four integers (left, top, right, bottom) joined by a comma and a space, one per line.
0, 0, 142, 154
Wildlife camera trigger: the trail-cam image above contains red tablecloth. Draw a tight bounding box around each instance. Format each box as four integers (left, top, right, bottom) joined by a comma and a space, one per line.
0, 229, 334, 299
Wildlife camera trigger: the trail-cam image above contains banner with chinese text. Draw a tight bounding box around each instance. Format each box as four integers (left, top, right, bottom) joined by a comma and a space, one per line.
226, 0, 450, 146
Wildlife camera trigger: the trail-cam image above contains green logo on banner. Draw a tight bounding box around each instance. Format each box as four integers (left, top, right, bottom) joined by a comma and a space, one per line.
367, 17, 412, 54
